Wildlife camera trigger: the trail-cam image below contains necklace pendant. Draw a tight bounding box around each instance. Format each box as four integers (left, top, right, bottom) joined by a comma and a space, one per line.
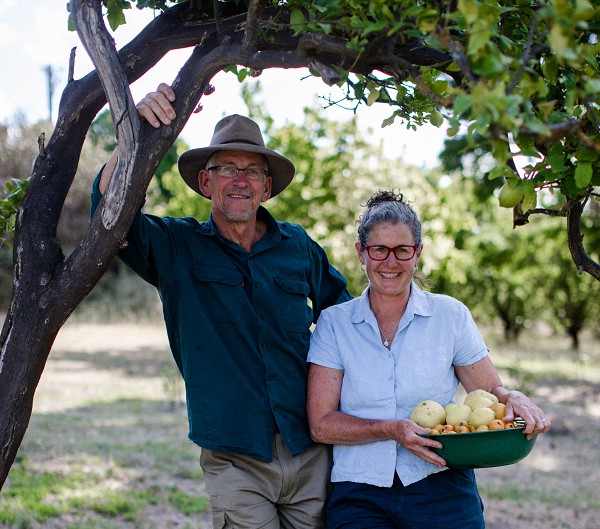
383, 339, 389, 347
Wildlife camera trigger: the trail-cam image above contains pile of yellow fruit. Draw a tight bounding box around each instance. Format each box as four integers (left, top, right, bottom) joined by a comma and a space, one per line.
410, 389, 520, 434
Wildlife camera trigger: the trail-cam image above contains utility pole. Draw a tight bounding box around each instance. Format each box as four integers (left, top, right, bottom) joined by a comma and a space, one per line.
42, 65, 57, 123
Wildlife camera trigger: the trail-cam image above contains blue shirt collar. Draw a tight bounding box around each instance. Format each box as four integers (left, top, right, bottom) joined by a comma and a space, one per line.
350, 282, 433, 326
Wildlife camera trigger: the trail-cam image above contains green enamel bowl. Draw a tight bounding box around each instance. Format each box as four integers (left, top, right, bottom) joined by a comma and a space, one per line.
419, 421, 537, 469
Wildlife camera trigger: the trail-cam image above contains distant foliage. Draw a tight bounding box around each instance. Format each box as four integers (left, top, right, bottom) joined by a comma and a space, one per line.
0, 178, 29, 248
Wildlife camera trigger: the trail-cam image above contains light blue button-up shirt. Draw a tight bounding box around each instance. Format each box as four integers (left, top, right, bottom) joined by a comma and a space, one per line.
307, 282, 489, 487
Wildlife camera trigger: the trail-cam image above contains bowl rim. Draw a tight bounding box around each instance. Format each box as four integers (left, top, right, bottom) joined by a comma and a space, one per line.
419, 418, 526, 439
418, 419, 535, 469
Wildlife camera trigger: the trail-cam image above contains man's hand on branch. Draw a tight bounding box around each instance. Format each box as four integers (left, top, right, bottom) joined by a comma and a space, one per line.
136, 83, 176, 128
100, 84, 176, 193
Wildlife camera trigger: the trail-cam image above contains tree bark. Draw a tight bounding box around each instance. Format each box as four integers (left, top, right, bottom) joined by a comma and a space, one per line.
566, 198, 600, 281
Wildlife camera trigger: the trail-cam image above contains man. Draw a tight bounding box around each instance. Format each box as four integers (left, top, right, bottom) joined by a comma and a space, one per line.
91, 84, 351, 528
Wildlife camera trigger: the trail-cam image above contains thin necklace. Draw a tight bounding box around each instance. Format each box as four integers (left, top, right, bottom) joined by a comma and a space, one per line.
377, 322, 397, 348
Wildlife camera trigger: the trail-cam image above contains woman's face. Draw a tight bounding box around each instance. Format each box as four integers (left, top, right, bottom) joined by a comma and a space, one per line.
355, 222, 422, 300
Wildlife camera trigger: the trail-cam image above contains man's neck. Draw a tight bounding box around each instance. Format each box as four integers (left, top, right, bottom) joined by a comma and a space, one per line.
213, 216, 267, 252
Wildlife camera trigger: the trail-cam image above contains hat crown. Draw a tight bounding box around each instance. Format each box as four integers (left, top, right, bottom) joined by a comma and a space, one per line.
211, 114, 266, 148
178, 114, 295, 198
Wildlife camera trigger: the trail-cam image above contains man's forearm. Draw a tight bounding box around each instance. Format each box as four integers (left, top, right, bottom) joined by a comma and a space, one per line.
99, 149, 119, 194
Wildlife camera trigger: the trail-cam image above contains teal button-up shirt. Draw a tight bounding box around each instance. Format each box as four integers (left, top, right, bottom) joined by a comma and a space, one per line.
91, 176, 351, 461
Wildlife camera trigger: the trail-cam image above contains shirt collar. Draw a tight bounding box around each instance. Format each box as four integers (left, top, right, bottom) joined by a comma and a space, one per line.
350, 281, 433, 325
195, 205, 288, 243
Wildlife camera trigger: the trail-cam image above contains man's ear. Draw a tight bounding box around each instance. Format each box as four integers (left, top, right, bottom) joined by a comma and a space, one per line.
198, 170, 211, 198
261, 176, 272, 203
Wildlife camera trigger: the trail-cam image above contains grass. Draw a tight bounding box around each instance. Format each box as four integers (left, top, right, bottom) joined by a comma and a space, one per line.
1, 393, 207, 528
0, 459, 147, 524
1, 321, 599, 529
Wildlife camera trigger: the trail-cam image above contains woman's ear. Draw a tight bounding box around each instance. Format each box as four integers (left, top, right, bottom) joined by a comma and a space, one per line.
355, 242, 365, 265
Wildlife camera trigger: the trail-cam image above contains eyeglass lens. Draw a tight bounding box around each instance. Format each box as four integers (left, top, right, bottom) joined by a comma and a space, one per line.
208, 166, 266, 180
366, 245, 416, 261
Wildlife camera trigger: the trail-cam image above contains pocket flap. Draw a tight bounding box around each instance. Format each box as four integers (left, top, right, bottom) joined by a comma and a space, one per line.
194, 264, 243, 286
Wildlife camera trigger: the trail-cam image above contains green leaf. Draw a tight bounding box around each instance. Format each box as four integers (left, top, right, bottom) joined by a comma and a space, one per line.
382, 115, 396, 127
453, 94, 472, 118
574, 0, 596, 20
429, 110, 444, 127
472, 54, 505, 75
367, 87, 380, 106
546, 143, 565, 171
521, 185, 537, 212
549, 24, 578, 62
488, 165, 513, 180
584, 78, 600, 95
468, 23, 491, 56
536, 101, 556, 121
574, 162, 592, 188
290, 7, 306, 28
541, 56, 559, 84
491, 139, 510, 164
106, 0, 128, 31
458, 0, 479, 24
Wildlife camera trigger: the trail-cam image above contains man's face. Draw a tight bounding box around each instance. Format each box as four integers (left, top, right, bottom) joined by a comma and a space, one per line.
198, 150, 272, 224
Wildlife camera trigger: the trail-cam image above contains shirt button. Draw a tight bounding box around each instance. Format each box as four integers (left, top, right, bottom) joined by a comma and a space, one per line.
255, 282, 261, 288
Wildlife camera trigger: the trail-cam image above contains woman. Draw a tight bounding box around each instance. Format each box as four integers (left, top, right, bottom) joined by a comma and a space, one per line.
307, 190, 550, 529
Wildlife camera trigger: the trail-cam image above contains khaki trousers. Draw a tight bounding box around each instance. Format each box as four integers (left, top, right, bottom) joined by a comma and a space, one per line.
200, 435, 332, 529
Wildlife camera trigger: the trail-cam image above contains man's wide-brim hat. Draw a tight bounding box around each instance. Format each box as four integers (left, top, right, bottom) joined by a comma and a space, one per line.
178, 114, 295, 198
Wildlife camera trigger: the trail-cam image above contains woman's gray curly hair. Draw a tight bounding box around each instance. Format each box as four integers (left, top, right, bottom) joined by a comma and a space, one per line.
357, 190, 422, 249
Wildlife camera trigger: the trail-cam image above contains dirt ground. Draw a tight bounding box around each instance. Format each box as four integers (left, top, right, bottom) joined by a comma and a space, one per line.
3, 321, 600, 529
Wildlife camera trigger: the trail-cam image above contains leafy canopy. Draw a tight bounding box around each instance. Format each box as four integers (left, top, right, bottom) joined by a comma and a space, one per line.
71, 0, 599, 215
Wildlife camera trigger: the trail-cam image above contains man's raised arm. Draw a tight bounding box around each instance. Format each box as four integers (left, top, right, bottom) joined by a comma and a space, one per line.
98, 83, 177, 194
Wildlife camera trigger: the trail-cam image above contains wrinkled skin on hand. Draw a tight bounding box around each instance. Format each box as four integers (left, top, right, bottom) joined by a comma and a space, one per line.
503, 391, 551, 439
391, 419, 446, 467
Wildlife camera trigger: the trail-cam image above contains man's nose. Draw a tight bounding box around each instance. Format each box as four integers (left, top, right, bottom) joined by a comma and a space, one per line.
231, 170, 251, 183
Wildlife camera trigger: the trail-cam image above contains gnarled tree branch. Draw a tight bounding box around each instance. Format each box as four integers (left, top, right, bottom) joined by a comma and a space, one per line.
566, 198, 600, 280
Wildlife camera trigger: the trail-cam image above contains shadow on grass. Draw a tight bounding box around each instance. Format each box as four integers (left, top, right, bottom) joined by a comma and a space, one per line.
1, 399, 208, 529
53, 345, 175, 380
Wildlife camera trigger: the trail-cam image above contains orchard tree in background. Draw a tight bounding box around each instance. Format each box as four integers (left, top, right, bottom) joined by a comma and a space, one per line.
1, 0, 599, 487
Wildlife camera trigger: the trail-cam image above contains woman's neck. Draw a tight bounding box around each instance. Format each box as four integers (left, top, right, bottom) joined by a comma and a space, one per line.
369, 288, 410, 325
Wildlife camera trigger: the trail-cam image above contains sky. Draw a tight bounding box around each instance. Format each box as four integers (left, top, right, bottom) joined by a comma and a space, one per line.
0, 0, 447, 167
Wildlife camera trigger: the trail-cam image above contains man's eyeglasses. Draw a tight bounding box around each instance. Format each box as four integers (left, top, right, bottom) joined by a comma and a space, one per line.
207, 165, 267, 181
364, 244, 418, 261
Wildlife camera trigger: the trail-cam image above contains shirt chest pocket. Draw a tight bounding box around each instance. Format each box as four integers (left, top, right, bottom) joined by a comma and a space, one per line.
273, 276, 312, 332
193, 264, 245, 323
407, 346, 450, 390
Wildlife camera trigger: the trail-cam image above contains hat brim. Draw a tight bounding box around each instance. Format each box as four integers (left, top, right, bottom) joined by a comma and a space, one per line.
178, 144, 295, 199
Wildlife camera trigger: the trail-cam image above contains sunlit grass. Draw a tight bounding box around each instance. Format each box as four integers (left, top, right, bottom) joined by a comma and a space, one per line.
479, 480, 600, 510
0, 457, 208, 526
1, 398, 207, 528
0, 461, 145, 523
484, 329, 600, 387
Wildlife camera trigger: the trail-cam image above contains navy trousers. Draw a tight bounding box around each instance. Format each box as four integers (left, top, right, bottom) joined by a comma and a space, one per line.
326, 469, 485, 529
